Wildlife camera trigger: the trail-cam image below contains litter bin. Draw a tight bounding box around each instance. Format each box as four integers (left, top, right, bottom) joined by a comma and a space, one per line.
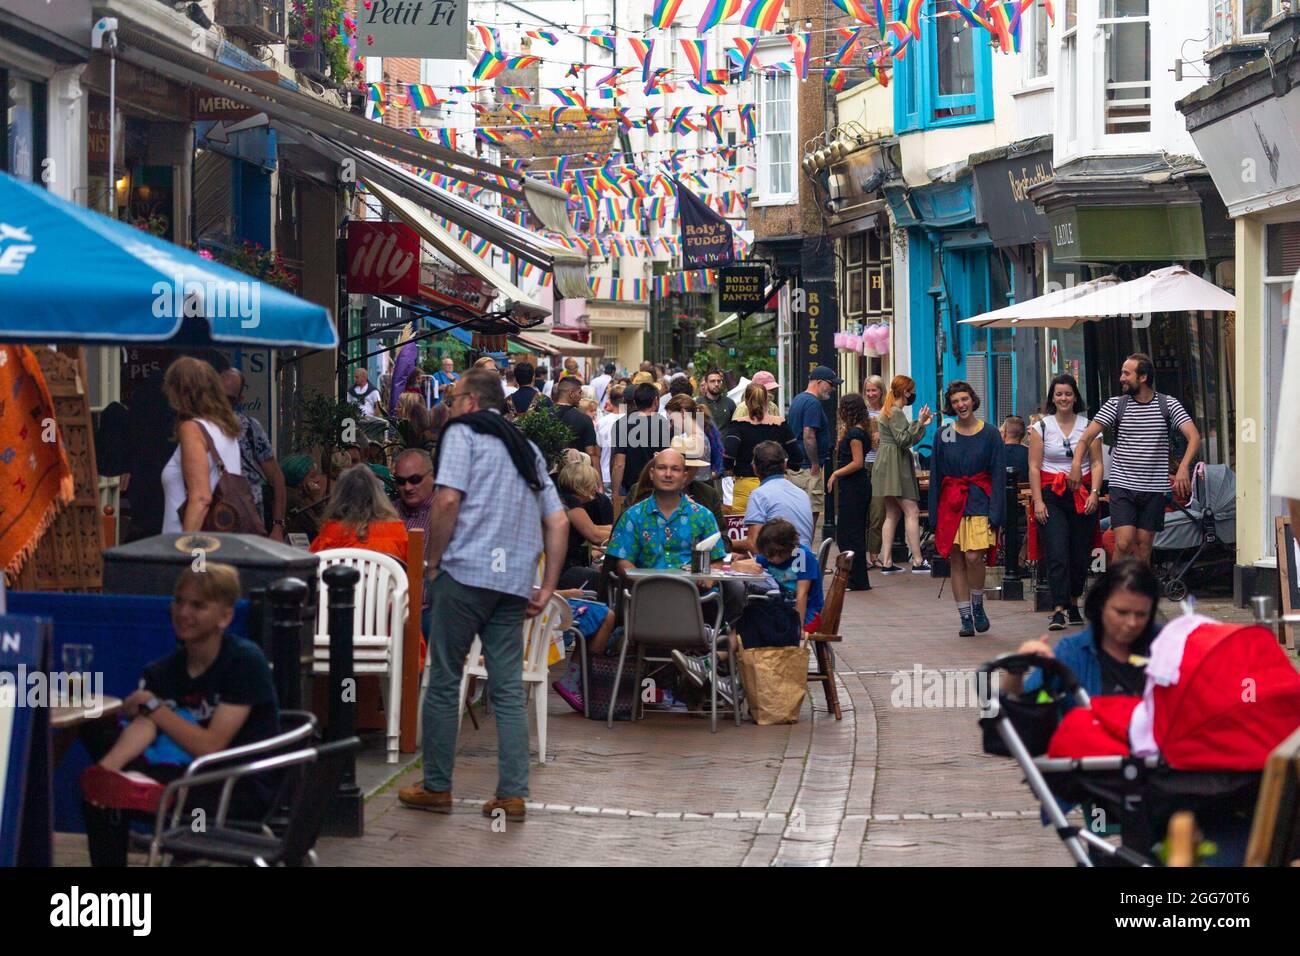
104, 533, 318, 703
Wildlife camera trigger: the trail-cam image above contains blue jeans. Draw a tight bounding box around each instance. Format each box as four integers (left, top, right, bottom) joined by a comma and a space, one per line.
421, 572, 530, 798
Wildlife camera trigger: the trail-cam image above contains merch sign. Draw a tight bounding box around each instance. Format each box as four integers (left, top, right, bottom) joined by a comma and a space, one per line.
718, 265, 767, 312
359, 0, 468, 59
676, 180, 735, 271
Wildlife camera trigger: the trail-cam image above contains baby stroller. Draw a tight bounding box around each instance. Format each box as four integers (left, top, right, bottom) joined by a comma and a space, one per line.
1151, 464, 1236, 601
979, 616, 1300, 866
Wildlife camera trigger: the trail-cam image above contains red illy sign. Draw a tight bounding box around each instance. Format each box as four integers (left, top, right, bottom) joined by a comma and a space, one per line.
347, 222, 420, 295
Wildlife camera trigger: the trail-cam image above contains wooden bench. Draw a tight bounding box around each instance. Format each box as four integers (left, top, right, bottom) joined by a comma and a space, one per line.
806, 550, 851, 721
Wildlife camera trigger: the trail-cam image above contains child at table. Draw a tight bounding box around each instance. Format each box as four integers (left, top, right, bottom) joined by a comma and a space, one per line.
671, 520, 823, 700
78, 564, 280, 867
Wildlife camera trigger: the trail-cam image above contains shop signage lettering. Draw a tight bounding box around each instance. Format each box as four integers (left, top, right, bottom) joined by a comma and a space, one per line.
718, 265, 767, 311
1007, 161, 1053, 203
676, 180, 734, 270
972, 149, 1054, 247
360, 0, 468, 59
193, 72, 279, 122
347, 222, 420, 295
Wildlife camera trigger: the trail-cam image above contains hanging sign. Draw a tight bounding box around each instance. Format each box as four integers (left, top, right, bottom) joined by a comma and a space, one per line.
359, 0, 469, 59
347, 222, 420, 296
676, 179, 734, 270
718, 265, 767, 312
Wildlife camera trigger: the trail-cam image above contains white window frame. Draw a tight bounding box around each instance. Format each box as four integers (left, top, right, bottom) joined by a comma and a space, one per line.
1210, 0, 1273, 49
1021, 0, 1052, 86
1097, 1, 1153, 144
752, 59, 797, 206
1057, 4, 1080, 158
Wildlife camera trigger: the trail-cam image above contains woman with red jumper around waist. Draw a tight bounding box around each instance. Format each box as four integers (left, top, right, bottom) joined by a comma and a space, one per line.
928, 382, 1005, 637
1028, 374, 1104, 632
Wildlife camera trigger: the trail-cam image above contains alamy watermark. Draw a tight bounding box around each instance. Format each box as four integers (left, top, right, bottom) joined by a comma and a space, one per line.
0, 666, 106, 717
890, 664, 1000, 715
152, 273, 262, 328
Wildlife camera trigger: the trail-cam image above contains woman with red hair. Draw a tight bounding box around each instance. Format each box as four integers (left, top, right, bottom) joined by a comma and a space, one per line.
873, 375, 933, 575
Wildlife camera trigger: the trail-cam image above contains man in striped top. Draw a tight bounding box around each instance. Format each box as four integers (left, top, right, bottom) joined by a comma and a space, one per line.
1069, 353, 1201, 563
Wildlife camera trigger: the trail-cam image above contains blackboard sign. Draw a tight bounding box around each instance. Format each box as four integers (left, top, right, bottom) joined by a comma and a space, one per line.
718, 266, 768, 312
1276, 516, 1299, 651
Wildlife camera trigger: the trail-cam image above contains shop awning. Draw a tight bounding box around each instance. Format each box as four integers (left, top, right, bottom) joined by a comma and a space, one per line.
363, 178, 550, 323
961, 267, 1234, 329
0, 172, 335, 348
515, 330, 604, 357
112, 23, 576, 235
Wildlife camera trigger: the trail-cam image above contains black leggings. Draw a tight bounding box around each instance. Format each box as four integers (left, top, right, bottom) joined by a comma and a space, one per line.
79, 719, 269, 867
835, 476, 872, 589
1040, 486, 1097, 608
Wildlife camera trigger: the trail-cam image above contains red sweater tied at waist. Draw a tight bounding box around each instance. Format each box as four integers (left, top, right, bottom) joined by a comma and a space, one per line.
935, 472, 992, 559
1042, 470, 1091, 514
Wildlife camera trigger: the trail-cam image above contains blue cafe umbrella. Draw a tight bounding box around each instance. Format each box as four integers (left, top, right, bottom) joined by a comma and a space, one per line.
0, 172, 337, 349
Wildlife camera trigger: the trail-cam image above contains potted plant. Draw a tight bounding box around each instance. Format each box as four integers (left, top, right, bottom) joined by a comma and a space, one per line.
514, 403, 575, 474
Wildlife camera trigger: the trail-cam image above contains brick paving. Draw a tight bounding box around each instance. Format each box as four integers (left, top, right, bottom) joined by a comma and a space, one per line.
54, 567, 1236, 867
313, 569, 1128, 867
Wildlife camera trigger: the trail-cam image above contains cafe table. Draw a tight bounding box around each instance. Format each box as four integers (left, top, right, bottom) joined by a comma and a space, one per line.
620, 566, 768, 584
51, 695, 123, 764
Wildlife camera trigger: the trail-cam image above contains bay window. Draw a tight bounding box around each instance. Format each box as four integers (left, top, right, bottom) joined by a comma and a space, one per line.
1100, 1, 1152, 136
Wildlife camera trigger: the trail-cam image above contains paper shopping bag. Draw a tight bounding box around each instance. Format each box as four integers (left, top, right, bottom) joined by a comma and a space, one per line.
736, 639, 808, 725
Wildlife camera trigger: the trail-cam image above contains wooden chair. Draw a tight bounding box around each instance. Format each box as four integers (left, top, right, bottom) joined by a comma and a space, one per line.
806, 550, 851, 721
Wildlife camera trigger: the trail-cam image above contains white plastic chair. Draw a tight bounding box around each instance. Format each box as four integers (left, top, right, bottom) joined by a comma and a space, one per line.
456, 595, 570, 764
313, 548, 409, 764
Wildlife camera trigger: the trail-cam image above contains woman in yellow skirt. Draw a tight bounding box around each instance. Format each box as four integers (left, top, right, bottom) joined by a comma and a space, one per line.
928, 381, 1006, 637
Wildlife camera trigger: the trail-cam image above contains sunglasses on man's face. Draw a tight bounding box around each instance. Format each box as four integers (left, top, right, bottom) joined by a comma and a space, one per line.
393, 471, 431, 487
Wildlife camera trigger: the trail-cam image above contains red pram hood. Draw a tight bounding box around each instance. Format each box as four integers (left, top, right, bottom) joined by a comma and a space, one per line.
1046, 618, 1300, 770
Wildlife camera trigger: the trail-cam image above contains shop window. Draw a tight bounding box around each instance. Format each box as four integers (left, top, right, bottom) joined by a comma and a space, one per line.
1266, 222, 1300, 277
894, 1, 993, 132
3, 71, 47, 184
1100, 1, 1152, 135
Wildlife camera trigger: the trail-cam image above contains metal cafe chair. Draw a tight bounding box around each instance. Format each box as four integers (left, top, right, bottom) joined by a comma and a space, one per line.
607, 573, 737, 732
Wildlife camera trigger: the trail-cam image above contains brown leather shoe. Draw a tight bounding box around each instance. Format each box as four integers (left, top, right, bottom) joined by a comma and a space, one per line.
482, 796, 526, 820
398, 784, 452, 813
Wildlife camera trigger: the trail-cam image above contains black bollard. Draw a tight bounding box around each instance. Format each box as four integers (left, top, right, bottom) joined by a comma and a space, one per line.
1002, 466, 1024, 601
267, 576, 308, 712
322, 564, 364, 837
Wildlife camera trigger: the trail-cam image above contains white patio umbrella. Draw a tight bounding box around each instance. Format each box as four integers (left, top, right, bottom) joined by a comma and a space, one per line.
960, 275, 1121, 328
961, 267, 1235, 329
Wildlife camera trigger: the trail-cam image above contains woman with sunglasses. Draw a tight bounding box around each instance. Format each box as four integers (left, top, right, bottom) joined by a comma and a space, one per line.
1029, 373, 1104, 631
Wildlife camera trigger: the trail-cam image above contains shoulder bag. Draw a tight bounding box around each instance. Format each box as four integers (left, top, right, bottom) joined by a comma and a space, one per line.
177, 422, 268, 536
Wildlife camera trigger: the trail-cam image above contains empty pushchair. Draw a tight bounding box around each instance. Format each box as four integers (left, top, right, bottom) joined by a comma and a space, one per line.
1152, 464, 1236, 601
979, 616, 1300, 866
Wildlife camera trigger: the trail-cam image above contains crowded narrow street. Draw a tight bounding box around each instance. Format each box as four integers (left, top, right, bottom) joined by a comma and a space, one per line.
322, 570, 1199, 867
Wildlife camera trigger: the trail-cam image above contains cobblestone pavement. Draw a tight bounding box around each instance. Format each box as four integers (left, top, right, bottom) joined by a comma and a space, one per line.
317, 570, 1198, 867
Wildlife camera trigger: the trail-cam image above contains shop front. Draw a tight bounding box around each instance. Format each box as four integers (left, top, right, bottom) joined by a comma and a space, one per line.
1179, 9, 1300, 601
1029, 160, 1236, 484
971, 136, 1055, 419
885, 177, 1014, 441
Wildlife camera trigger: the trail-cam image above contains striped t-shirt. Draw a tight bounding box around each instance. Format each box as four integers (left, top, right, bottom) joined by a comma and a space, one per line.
1092, 394, 1192, 492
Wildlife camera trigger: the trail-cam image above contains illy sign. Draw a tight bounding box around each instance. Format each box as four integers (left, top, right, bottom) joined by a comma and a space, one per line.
347, 222, 420, 296
359, 0, 468, 59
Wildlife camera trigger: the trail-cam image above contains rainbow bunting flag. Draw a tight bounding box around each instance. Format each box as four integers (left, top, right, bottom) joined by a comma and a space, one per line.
525, 29, 559, 44
366, 82, 386, 119
887, 21, 913, 57
874, 0, 887, 33
498, 86, 529, 98
406, 84, 440, 109
833, 26, 866, 64
582, 27, 617, 51
825, 69, 849, 91
731, 37, 760, 80
679, 39, 707, 83
473, 54, 508, 80
476, 129, 507, 145
628, 37, 655, 83
643, 106, 661, 134
548, 88, 587, 108
669, 106, 695, 134
474, 25, 502, 56
741, 0, 785, 31
506, 55, 541, 69
698, 0, 741, 34
705, 105, 725, 143
738, 103, 756, 140
904, 0, 924, 38
830, 0, 875, 24
651, 0, 685, 29
788, 32, 810, 79
689, 70, 729, 96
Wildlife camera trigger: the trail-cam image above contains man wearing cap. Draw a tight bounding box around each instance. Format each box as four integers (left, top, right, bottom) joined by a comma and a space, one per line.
787, 366, 842, 540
